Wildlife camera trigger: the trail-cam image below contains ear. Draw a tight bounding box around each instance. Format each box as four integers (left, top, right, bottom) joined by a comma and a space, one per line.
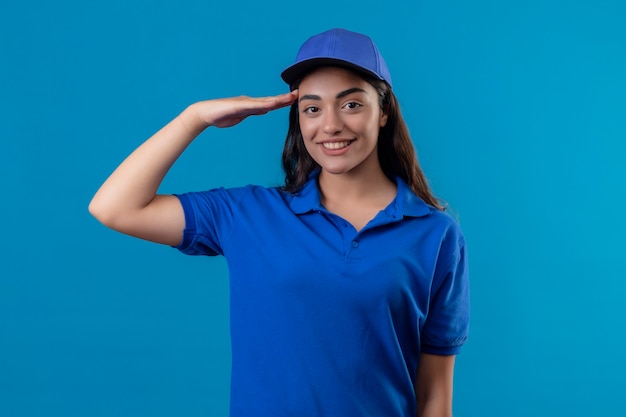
380, 112, 388, 127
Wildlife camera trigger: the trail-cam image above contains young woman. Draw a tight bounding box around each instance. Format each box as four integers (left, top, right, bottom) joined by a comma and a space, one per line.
89, 28, 469, 417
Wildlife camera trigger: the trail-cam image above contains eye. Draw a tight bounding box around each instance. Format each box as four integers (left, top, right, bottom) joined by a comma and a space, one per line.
302, 105, 320, 114
343, 101, 362, 110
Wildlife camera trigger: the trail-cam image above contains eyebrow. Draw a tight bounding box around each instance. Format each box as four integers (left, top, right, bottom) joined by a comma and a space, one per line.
299, 87, 368, 102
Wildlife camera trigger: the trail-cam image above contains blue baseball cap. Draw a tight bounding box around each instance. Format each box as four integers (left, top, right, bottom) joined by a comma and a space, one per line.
281, 28, 392, 88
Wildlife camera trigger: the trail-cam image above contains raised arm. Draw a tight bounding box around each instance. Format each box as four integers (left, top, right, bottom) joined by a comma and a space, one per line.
88, 92, 298, 246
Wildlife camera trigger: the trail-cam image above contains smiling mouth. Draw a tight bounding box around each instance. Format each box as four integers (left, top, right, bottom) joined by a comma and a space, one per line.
321, 140, 354, 150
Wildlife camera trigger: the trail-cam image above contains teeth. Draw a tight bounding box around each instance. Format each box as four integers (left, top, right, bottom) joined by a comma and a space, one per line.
322, 141, 351, 150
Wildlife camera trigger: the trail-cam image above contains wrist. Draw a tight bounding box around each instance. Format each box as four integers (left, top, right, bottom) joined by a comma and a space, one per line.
178, 103, 210, 135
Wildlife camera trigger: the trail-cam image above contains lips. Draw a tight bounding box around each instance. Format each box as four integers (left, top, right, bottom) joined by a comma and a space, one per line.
322, 140, 353, 150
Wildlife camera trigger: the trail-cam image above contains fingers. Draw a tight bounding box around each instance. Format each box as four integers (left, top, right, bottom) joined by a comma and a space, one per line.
198, 90, 300, 128
259, 90, 299, 110
236, 90, 298, 116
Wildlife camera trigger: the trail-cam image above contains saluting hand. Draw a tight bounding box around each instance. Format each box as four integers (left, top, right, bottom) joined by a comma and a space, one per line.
89, 90, 299, 246
181, 91, 299, 131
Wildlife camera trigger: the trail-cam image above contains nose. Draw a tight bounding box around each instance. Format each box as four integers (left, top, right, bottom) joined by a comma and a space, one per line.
322, 108, 343, 135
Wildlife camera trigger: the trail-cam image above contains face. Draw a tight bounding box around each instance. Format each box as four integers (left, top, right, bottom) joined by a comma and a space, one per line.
297, 67, 388, 178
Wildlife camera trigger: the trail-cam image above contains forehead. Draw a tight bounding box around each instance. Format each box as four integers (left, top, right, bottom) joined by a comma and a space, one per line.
298, 66, 373, 93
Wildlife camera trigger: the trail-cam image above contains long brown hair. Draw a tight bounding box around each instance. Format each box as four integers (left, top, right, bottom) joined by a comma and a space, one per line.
281, 68, 444, 211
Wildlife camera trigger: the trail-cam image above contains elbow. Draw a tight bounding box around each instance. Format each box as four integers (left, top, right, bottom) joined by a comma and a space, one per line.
88, 197, 98, 218
88, 197, 118, 229
88, 196, 152, 238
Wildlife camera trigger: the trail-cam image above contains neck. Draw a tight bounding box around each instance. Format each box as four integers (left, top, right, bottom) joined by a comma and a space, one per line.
318, 167, 396, 206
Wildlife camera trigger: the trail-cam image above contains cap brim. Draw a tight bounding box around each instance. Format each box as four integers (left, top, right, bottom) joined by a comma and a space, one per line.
281, 57, 384, 87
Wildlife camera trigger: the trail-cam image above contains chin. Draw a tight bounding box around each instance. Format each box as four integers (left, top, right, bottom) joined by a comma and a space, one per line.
319, 164, 355, 175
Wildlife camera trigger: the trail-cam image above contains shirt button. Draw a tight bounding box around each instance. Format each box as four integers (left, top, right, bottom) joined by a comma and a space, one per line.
352, 241, 359, 248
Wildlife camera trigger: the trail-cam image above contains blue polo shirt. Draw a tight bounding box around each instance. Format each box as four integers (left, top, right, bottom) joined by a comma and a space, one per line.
175, 174, 469, 417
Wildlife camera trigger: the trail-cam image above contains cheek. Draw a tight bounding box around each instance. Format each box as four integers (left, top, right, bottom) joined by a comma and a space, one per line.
360, 117, 382, 140
297, 118, 314, 151
298, 116, 315, 140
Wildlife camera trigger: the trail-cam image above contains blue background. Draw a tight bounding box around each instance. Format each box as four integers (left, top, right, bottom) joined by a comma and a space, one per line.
1, 0, 625, 416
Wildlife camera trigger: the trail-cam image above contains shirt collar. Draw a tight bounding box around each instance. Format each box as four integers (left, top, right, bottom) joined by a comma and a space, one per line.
287, 171, 324, 214
393, 177, 432, 217
288, 171, 432, 218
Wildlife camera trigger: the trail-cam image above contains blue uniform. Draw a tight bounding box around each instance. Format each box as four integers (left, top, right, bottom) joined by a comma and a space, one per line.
175, 174, 469, 417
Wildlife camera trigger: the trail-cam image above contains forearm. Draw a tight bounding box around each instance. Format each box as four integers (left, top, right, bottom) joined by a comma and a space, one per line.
415, 353, 456, 417
417, 398, 453, 417
89, 104, 205, 225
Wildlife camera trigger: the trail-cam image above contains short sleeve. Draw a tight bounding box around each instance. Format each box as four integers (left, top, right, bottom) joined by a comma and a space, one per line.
174, 186, 250, 256
421, 225, 470, 355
